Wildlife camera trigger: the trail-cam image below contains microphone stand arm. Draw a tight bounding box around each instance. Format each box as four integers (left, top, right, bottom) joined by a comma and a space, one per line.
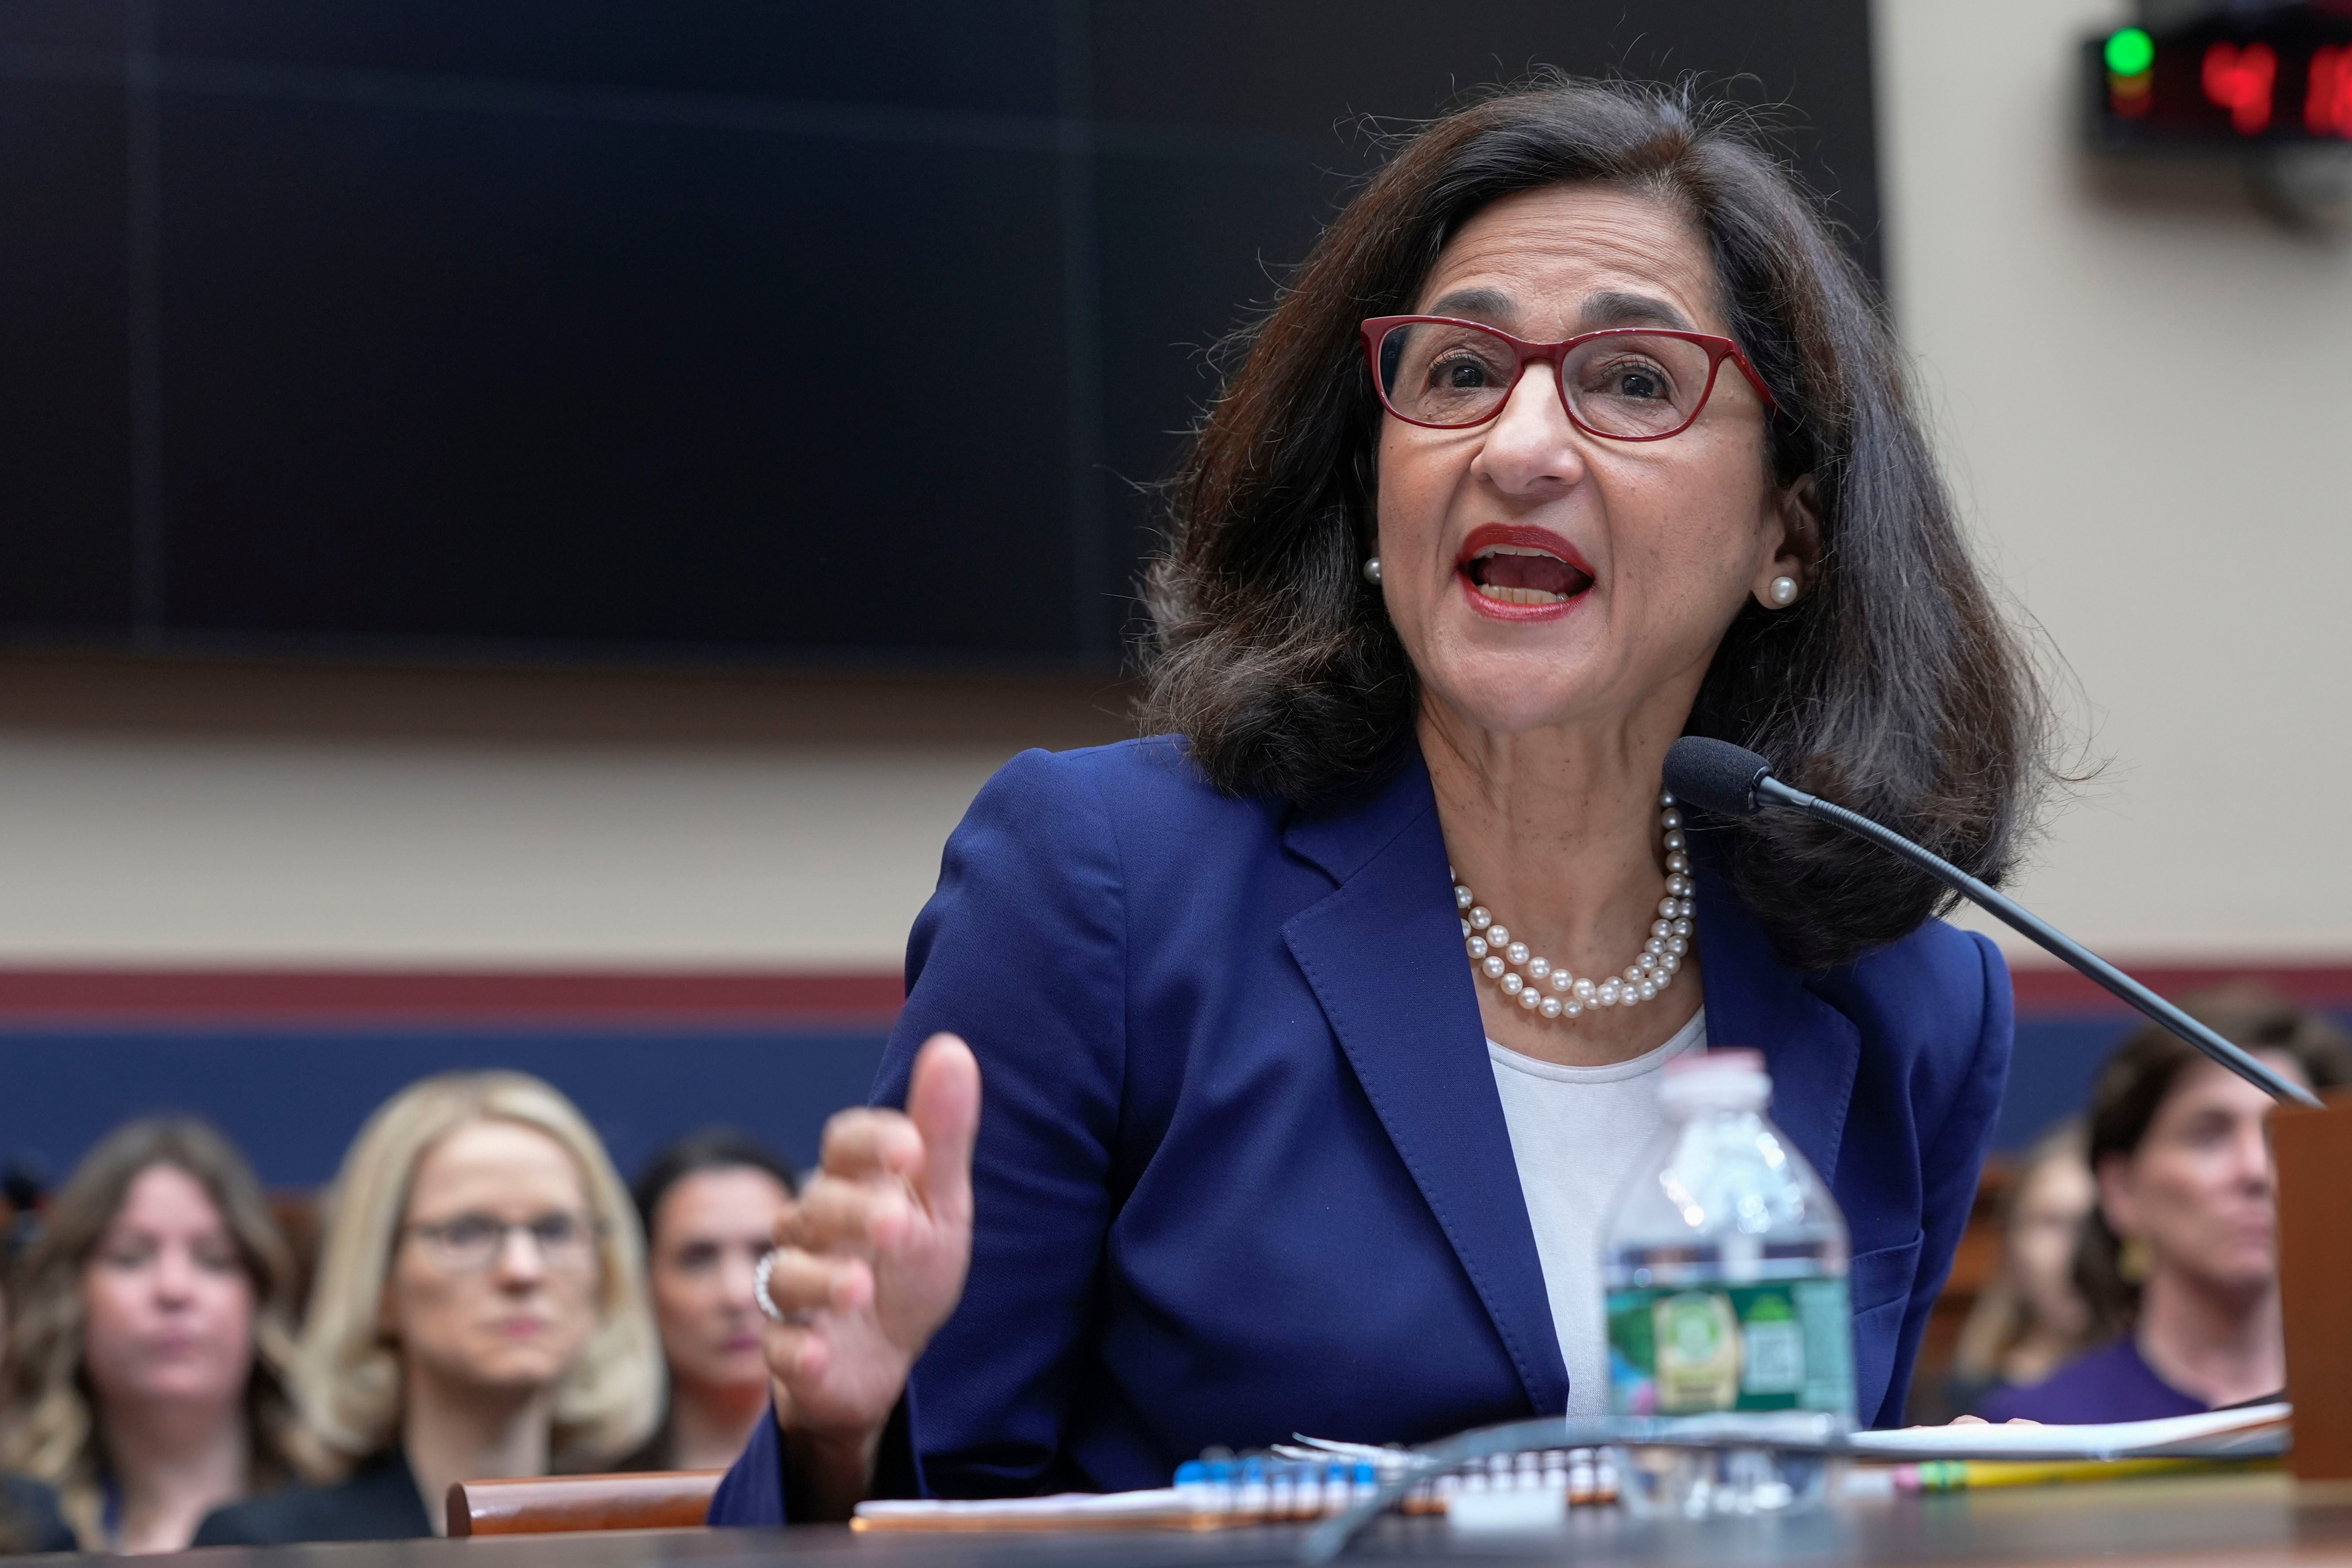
1756, 776, 2323, 1110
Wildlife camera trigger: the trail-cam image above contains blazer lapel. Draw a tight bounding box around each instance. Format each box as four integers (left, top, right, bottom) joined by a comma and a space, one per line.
1693, 854, 1862, 1186
1280, 755, 1570, 1417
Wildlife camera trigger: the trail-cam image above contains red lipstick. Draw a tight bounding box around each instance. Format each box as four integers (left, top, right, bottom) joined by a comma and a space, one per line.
1454, 523, 1595, 623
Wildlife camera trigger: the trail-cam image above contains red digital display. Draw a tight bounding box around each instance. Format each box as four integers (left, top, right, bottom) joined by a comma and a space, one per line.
2311, 43, 2352, 136
2202, 41, 2277, 134
2089, 12, 2352, 146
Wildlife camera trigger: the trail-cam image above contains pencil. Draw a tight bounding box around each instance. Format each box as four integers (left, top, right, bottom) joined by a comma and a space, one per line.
1891, 1456, 2275, 1492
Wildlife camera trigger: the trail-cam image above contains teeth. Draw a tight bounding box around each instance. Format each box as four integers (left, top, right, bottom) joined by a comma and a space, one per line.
1477, 584, 1568, 605
1474, 544, 1565, 562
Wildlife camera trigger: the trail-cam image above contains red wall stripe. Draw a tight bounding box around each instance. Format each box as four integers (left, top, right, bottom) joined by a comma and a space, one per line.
0, 963, 2341, 1028
0, 969, 904, 1026
2006, 963, 2352, 1013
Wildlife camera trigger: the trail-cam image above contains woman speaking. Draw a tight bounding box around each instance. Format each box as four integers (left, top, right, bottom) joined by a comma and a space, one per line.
717, 76, 2041, 1522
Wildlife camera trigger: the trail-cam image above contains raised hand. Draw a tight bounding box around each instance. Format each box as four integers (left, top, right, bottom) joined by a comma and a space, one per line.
755, 1033, 979, 1510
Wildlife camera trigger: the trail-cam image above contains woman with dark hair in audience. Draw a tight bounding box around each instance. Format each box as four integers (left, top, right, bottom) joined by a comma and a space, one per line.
624, 1129, 796, 1472
196, 1071, 660, 1543
1923, 1119, 2093, 1422
1976, 986, 2350, 1422
0, 1117, 314, 1551
717, 71, 2050, 1524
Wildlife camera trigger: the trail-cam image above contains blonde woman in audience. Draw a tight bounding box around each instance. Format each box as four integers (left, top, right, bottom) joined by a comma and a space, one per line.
196, 1071, 660, 1543
1931, 1120, 2093, 1422
0, 1117, 314, 1551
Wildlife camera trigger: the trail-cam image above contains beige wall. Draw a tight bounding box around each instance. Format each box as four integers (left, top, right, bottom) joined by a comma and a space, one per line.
1877, 0, 2352, 960
0, 733, 1004, 968
5, 7, 2344, 972
0, 659, 1131, 970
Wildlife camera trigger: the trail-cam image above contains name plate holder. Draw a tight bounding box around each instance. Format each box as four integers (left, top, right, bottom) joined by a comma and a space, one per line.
2275, 1090, 2352, 1481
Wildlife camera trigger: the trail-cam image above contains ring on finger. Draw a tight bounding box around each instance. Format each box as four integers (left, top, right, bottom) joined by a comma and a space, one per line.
753, 1250, 815, 1328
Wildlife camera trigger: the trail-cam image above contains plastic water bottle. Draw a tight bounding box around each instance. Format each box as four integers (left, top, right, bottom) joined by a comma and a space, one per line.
1601, 1049, 1853, 1516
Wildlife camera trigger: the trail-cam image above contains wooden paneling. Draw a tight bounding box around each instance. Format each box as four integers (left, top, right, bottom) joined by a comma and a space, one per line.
447, 1471, 723, 1537
2275, 1090, 2352, 1481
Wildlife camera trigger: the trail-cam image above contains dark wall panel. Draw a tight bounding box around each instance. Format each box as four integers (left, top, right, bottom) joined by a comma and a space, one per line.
0, 0, 123, 49
1088, 0, 1882, 255
0, 76, 134, 630
158, 93, 1072, 652
0, 0, 1879, 668
1089, 144, 1333, 635
158, 0, 1062, 114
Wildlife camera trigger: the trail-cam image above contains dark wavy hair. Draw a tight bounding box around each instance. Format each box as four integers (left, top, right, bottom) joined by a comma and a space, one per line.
2073, 984, 2351, 1345
1139, 76, 2046, 970
631, 1126, 797, 1239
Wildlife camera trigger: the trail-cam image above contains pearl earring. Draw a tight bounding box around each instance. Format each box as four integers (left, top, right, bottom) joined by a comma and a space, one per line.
1768, 575, 1798, 607
1363, 556, 1382, 586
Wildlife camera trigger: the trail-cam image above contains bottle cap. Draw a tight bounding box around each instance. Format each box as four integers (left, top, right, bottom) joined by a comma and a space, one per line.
1661, 1048, 1771, 1112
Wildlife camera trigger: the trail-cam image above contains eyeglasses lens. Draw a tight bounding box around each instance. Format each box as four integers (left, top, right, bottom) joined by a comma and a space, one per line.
1378, 321, 1517, 427
417, 1213, 595, 1274
1377, 322, 1715, 437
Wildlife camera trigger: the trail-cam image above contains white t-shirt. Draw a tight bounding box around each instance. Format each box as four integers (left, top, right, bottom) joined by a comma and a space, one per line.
1487, 1007, 1707, 1417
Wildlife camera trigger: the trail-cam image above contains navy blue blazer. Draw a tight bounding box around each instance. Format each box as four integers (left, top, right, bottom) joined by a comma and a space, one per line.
711, 737, 2010, 1524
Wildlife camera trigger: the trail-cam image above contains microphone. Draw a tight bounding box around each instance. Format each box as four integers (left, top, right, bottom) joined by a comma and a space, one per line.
1664, 736, 2322, 1110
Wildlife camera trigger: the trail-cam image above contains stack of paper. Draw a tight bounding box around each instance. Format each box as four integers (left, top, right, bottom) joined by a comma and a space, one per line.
853, 1490, 1199, 1532
1848, 1403, 2290, 1462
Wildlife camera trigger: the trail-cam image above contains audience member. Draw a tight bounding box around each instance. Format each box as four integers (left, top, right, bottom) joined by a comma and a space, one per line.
1976, 985, 2350, 1422
1933, 1120, 2095, 1422
625, 1130, 796, 1472
0, 1118, 314, 1551
194, 1071, 660, 1544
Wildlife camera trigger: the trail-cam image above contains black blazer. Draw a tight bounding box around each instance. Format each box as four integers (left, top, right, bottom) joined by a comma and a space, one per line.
0, 1474, 76, 1554
193, 1452, 433, 1546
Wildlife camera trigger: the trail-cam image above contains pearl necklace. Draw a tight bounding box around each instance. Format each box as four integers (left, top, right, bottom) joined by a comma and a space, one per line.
1455, 791, 1695, 1020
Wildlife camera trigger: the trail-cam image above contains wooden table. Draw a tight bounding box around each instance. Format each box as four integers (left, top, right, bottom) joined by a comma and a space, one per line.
141, 1473, 2352, 1568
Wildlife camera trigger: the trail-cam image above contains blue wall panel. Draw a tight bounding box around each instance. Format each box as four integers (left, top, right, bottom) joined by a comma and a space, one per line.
0, 1026, 889, 1190
4, 1009, 2337, 1193
2000, 1009, 2352, 1152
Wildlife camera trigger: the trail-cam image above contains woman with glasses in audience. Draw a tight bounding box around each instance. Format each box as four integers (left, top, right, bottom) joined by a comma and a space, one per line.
195, 1071, 660, 1543
0, 1117, 313, 1551
716, 73, 2047, 1525
624, 1130, 796, 1472
1977, 986, 2348, 1422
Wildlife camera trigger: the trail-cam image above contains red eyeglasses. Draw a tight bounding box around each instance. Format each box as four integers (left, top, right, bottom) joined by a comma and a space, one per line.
1360, 316, 1780, 441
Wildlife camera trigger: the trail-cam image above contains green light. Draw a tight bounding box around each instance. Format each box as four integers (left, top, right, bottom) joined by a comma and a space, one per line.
2105, 27, 2155, 78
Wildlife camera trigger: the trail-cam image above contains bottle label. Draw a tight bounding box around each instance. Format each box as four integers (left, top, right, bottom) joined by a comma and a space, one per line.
1605, 1276, 1854, 1417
